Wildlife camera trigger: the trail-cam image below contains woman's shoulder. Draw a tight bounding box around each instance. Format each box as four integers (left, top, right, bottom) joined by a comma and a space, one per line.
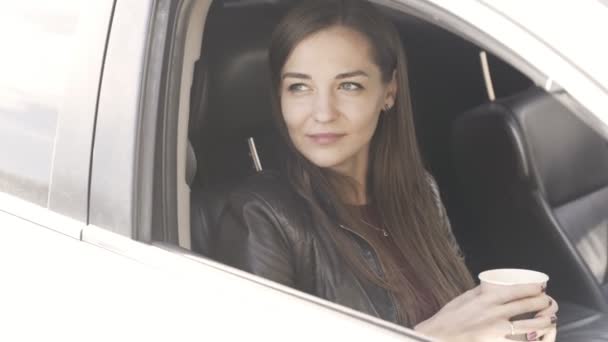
225, 170, 313, 232
229, 171, 299, 206
216, 171, 314, 287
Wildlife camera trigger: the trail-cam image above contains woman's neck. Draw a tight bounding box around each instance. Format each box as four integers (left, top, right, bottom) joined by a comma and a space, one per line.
329, 144, 370, 205
331, 169, 368, 205
328, 166, 367, 205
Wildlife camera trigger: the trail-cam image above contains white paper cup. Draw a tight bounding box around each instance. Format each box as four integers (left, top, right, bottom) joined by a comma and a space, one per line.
479, 269, 549, 341
479, 268, 548, 288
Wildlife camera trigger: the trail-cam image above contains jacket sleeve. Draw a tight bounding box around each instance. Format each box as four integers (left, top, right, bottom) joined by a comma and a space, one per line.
215, 191, 296, 287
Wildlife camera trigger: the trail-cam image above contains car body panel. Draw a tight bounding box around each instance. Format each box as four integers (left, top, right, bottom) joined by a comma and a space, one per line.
47, 0, 115, 221
0, 198, 425, 341
0, 0, 113, 210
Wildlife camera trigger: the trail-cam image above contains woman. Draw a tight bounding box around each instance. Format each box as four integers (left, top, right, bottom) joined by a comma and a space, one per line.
216, 0, 558, 340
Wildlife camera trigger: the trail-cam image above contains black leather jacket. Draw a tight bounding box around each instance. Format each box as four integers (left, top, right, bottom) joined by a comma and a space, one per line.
215, 171, 461, 326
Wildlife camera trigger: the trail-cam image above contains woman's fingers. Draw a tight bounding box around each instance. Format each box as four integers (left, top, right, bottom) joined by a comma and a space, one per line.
540, 327, 557, 342
493, 321, 537, 341
483, 283, 544, 305
531, 327, 555, 342
510, 315, 557, 334
498, 294, 552, 319
528, 327, 557, 342
494, 316, 556, 341
535, 296, 559, 318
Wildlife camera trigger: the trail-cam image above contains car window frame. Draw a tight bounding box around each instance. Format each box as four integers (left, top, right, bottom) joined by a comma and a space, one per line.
111, 0, 608, 250
88, 0, 163, 238
397, 0, 608, 139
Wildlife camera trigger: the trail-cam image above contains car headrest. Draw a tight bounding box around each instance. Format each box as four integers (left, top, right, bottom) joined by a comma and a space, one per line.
458, 87, 608, 207
189, 1, 289, 187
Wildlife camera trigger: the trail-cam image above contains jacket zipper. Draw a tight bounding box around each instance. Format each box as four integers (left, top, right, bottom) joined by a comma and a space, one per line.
339, 223, 400, 317
338, 223, 387, 277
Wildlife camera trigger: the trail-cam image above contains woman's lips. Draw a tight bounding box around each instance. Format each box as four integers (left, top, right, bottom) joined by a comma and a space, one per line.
307, 133, 346, 145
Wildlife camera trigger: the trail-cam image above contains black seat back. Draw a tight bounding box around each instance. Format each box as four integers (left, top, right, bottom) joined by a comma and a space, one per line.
452, 87, 608, 312
189, 1, 292, 257
189, 1, 287, 185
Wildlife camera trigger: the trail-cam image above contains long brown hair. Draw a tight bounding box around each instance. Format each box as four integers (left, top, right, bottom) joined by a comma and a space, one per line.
268, 0, 474, 326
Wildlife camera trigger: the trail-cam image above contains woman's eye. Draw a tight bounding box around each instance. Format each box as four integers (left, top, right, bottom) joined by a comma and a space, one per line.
287, 83, 310, 92
339, 82, 363, 91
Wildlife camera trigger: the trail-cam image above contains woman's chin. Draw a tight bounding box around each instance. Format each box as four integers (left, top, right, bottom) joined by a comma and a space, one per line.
302, 153, 347, 170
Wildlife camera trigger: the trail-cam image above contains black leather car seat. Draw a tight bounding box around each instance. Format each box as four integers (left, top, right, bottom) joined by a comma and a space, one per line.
452, 86, 608, 313
189, 1, 289, 257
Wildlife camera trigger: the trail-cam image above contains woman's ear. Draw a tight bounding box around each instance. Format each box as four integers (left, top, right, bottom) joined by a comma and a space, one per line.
384, 70, 398, 109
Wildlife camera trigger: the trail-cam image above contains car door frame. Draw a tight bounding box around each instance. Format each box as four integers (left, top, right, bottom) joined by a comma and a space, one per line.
83, 0, 608, 338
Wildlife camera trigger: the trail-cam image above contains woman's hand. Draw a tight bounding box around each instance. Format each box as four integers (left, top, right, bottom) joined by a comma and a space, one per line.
414, 284, 558, 342
530, 292, 559, 342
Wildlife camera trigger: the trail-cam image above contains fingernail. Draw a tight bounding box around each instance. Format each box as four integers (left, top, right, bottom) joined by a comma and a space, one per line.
551, 316, 557, 324
527, 332, 537, 340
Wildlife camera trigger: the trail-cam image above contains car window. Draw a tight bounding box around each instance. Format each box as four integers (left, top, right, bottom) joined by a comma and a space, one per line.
0, 1, 88, 207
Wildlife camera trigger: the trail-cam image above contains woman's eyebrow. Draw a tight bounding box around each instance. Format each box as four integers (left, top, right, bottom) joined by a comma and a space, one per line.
335, 70, 369, 79
282, 72, 311, 80
282, 70, 369, 80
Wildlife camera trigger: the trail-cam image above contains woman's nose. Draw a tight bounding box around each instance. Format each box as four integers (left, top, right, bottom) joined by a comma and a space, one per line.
312, 92, 339, 123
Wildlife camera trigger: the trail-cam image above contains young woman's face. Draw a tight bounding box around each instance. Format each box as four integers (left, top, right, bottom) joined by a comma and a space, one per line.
280, 26, 396, 177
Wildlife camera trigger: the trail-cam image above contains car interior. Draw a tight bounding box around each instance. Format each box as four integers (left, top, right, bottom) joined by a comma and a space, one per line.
181, 0, 608, 339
